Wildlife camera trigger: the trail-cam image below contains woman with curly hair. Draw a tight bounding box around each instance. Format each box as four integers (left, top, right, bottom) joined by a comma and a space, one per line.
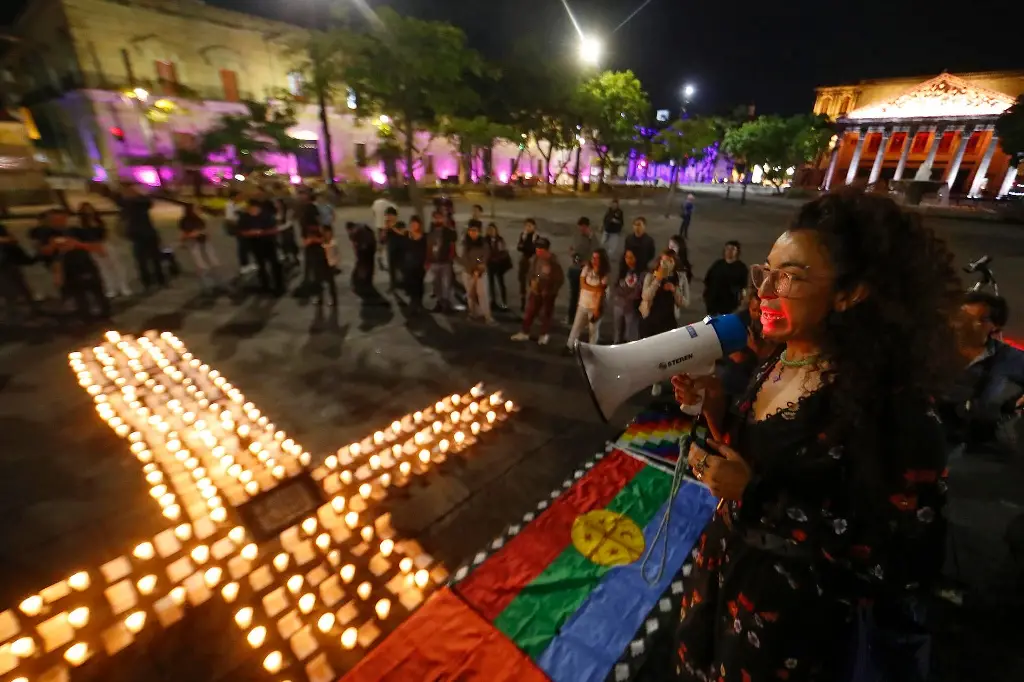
669, 190, 961, 681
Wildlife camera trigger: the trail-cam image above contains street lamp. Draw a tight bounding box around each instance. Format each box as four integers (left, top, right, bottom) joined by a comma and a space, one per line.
683, 84, 695, 100
578, 36, 602, 66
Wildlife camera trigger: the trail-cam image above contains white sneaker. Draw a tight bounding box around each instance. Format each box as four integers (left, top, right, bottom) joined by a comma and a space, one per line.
538, 334, 550, 346
511, 332, 529, 341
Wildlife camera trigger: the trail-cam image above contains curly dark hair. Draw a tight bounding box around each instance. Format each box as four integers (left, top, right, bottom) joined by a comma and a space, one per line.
590, 247, 611, 278
790, 189, 962, 486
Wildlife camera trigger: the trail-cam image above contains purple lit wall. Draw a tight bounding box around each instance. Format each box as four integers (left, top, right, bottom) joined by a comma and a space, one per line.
625, 142, 722, 184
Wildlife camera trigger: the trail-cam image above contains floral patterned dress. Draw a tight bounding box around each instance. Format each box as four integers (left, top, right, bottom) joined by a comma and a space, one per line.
672, 359, 948, 682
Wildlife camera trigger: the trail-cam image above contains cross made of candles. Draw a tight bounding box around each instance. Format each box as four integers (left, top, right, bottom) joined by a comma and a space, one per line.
0, 330, 516, 682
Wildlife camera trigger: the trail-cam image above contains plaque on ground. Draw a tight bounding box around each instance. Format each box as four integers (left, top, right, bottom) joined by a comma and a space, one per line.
235, 471, 325, 542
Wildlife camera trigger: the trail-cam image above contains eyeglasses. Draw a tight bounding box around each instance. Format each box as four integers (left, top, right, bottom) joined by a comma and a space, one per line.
750, 264, 804, 297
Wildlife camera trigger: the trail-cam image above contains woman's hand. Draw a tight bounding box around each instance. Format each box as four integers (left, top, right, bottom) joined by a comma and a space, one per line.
689, 439, 751, 500
671, 374, 722, 408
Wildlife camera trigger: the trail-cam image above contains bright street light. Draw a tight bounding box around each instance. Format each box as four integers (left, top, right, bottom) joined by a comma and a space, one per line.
133, 87, 149, 101
683, 84, 695, 99
578, 36, 602, 66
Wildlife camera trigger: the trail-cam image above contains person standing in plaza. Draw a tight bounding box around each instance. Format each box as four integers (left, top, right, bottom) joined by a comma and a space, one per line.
459, 220, 494, 324
372, 193, 398, 272
567, 216, 599, 326
624, 216, 657, 271
223, 190, 251, 276
601, 198, 625, 260
382, 206, 407, 293
516, 218, 538, 311
641, 249, 687, 395
0, 223, 37, 319
178, 203, 222, 294
114, 185, 165, 291
566, 247, 610, 352
679, 193, 695, 240
611, 248, 645, 344
300, 217, 336, 308
426, 210, 457, 312
346, 221, 377, 295
77, 201, 131, 298
485, 222, 511, 311
238, 199, 283, 296
401, 216, 428, 310
275, 196, 300, 270
702, 240, 748, 316
511, 237, 564, 346
36, 208, 110, 322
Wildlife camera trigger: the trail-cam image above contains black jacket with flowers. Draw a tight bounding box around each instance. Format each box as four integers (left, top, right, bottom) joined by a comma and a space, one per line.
725, 358, 949, 598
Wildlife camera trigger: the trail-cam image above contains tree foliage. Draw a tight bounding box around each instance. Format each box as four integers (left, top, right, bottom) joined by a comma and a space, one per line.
652, 117, 723, 167
197, 100, 299, 174
996, 95, 1024, 165
337, 7, 483, 212
723, 114, 833, 192
577, 70, 651, 183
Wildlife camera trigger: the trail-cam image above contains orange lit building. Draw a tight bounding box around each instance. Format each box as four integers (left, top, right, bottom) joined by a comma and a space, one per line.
813, 71, 1023, 198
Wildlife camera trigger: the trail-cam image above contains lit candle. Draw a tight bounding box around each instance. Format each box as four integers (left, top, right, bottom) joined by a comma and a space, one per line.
375, 598, 391, 619
68, 606, 89, 628
341, 627, 358, 649
357, 582, 372, 600
125, 610, 147, 634
247, 625, 267, 648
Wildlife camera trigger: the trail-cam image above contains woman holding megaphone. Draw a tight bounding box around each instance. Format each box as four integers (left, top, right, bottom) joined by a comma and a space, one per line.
667, 190, 961, 682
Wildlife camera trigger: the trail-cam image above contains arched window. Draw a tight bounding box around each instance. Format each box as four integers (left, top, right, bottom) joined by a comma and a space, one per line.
838, 96, 852, 116
818, 96, 832, 115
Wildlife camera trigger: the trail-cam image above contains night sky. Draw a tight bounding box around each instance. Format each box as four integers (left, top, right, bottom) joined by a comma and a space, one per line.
4, 0, 1022, 115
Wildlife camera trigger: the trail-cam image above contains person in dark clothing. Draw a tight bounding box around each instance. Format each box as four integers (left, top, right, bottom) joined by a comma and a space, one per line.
36, 209, 110, 322
0, 223, 37, 319
383, 206, 406, 292
238, 199, 284, 295
79, 202, 132, 298
940, 291, 1024, 453
639, 249, 684, 340
276, 197, 300, 269
679, 193, 695, 240
485, 222, 511, 310
623, 216, 656, 271
402, 216, 428, 309
346, 222, 377, 294
293, 191, 322, 294
601, 198, 625, 260
702, 240, 748, 316
669, 191, 957, 682
179, 204, 223, 293
300, 219, 336, 307
114, 185, 165, 290
516, 218, 538, 311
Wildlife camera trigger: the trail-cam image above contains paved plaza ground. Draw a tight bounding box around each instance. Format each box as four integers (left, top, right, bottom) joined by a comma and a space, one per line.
1, 193, 1023, 680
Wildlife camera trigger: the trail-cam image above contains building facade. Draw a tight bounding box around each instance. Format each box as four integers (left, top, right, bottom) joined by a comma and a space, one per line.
2, 0, 591, 187
813, 71, 1023, 199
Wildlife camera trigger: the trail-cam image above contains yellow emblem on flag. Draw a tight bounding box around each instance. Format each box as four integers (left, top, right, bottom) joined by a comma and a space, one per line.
570, 510, 645, 567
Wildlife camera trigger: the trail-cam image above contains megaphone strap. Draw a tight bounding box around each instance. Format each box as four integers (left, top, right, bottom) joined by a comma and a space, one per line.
640, 420, 700, 586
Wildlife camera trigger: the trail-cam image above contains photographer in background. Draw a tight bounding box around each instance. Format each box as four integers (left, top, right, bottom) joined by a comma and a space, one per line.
941, 291, 1024, 455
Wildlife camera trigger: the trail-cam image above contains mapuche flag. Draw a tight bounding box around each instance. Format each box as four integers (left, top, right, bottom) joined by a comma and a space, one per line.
452, 450, 716, 682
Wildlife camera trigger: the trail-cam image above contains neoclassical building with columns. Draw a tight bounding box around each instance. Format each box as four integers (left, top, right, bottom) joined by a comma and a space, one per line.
814, 71, 1023, 198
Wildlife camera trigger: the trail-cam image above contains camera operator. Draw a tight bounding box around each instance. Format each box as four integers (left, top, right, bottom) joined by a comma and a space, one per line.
941, 291, 1024, 454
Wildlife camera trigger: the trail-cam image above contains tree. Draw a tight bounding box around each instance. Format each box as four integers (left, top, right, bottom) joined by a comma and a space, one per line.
996, 95, 1024, 167
443, 115, 514, 214
577, 70, 651, 188
722, 114, 832, 193
197, 99, 300, 177
338, 7, 483, 216
653, 117, 724, 206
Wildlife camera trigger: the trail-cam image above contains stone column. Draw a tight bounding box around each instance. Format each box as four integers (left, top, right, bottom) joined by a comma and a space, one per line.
893, 127, 915, 181
998, 161, 1021, 198
867, 128, 892, 186
914, 126, 944, 181
844, 128, 867, 185
943, 127, 973, 199
968, 129, 999, 198
823, 135, 842, 190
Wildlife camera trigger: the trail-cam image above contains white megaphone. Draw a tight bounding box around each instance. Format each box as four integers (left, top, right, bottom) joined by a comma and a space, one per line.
575, 314, 749, 422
